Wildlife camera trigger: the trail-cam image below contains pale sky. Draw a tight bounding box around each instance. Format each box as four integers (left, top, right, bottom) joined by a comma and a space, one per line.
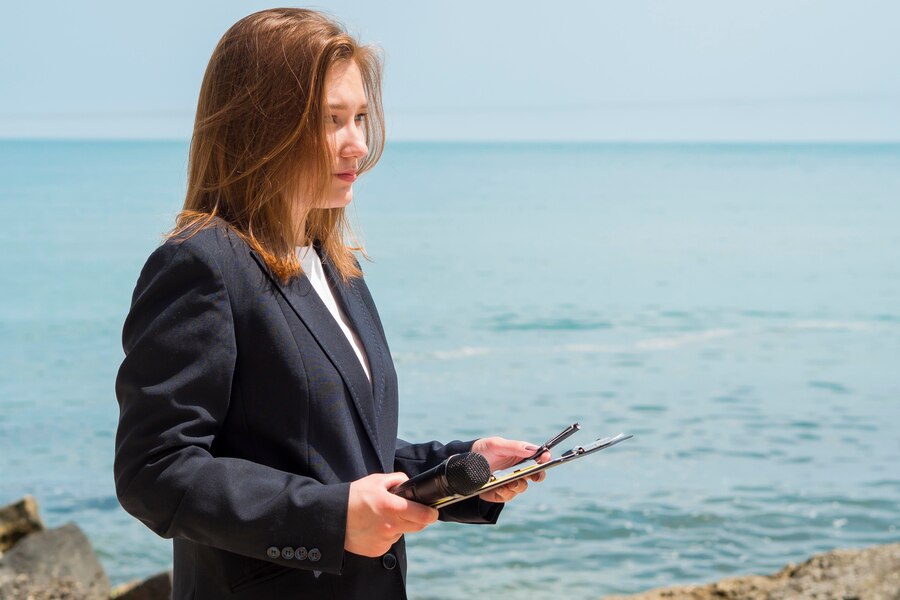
1, 0, 898, 141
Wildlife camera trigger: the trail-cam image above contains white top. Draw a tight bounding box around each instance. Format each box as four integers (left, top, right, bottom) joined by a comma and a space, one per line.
296, 246, 371, 382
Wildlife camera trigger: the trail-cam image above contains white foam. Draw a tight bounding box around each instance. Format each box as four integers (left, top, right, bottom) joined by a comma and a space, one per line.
391, 319, 880, 364
393, 346, 490, 363
554, 343, 624, 354
635, 328, 736, 350
788, 320, 871, 331
431, 346, 490, 359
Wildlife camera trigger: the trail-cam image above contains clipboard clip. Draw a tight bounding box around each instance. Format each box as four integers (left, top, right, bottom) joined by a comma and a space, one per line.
560, 432, 633, 460
510, 422, 582, 469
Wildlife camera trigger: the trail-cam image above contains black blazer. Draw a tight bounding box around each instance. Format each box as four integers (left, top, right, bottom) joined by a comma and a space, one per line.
114, 220, 502, 599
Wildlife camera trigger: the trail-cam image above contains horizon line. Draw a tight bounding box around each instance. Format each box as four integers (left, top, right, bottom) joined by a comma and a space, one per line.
2, 137, 900, 145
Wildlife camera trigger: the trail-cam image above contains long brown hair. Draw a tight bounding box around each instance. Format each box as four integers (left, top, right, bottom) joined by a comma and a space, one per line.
170, 8, 385, 282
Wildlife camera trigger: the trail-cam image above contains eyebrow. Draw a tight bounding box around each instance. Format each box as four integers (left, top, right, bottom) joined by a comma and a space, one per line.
327, 102, 368, 110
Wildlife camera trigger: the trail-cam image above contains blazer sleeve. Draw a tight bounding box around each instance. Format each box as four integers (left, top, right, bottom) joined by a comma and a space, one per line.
114, 238, 349, 575
394, 439, 504, 524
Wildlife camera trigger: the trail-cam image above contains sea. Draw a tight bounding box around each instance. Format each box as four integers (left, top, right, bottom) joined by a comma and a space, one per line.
0, 140, 898, 598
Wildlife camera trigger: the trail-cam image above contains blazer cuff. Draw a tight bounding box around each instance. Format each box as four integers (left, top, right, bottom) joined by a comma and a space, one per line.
438, 496, 504, 524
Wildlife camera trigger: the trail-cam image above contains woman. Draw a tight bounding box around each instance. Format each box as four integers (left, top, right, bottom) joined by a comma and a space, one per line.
113, 8, 548, 600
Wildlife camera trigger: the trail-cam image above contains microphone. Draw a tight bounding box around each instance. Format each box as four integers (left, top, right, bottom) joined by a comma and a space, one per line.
390, 452, 492, 505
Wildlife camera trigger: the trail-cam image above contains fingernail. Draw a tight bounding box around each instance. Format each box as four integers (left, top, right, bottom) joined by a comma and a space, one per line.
524, 444, 539, 451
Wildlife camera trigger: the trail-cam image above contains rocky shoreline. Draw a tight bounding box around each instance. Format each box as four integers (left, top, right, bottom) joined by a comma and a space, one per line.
1, 495, 897, 599
603, 543, 900, 599
0, 496, 170, 600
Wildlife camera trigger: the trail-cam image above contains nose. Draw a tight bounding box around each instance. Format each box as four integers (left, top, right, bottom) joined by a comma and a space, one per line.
338, 123, 368, 161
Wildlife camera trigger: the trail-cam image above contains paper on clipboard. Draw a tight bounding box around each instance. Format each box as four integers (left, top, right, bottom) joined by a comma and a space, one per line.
431, 432, 633, 509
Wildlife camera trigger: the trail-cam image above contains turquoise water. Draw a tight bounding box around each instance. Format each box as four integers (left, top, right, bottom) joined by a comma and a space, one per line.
1, 140, 898, 598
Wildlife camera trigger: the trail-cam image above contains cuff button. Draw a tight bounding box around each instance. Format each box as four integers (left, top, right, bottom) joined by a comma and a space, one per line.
308, 548, 321, 562
266, 546, 280, 559
281, 547, 294, 560
295, 546, 308, 560
382, 552, 397, 570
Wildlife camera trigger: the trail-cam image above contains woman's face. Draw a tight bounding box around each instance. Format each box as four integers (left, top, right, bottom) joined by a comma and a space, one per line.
322, 60, 369, 208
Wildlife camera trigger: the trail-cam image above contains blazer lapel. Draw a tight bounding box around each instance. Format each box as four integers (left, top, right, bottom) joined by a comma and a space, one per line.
249, 251, 386, 472
321, 253, 396, 472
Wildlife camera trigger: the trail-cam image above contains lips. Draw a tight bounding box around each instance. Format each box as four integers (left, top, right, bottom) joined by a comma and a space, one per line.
335, 171, 357, 183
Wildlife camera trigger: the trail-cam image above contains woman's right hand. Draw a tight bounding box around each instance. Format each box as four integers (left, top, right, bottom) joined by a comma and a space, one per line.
344, 472, 439, 557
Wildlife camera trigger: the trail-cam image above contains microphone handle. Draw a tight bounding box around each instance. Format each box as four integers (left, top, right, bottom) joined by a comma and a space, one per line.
391, 461, 454, 504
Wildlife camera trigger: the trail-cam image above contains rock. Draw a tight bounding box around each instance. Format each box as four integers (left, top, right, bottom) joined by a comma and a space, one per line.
110, 570, 173, 600
0, 495, 44, 552
0, 523, 111, 600
603, 543, 900, 600
0, 570, 91, 599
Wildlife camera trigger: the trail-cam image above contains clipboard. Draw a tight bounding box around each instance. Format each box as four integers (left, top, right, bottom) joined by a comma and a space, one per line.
431, 425, 633, 509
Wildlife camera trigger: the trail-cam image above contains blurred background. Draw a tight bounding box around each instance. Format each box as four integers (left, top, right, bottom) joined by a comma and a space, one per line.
1, 1, 898, 598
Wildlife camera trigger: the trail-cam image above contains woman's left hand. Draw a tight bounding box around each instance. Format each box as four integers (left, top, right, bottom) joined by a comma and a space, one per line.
470, 437, 551, 503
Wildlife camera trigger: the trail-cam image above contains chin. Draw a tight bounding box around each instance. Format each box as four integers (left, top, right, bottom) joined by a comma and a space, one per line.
323, 193, 352, 209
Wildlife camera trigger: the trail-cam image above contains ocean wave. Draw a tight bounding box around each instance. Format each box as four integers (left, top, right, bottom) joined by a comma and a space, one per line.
392, 346, 490, 362
786, 320, 872, 331
808, 380, 851, 394
390, 317, 885, 363
634, 328, 736, 350
554, 342, 624, 353
487, 314, 612, 332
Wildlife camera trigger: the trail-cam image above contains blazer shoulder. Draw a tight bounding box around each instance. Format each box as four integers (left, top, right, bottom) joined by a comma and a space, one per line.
166, 219, 247, 262
159, 220, 259, 277
131, 221, 253, 301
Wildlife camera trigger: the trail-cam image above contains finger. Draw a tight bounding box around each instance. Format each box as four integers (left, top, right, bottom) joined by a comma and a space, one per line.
391, 511, 434, 535
535, 450, 552, 464
479, 490, 507, 503
381, 471, 411, 490
395, 498, 439, 527
395, 515, 435, 534
491, 438, 542, 460
494, 479, 526, 501
496, 484, 519, 501
516, 441, 543, 458
529, 470, 546, 483
394, 519, 428, 534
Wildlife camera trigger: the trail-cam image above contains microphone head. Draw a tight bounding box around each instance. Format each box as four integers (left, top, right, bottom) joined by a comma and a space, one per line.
445, 452, 492, 496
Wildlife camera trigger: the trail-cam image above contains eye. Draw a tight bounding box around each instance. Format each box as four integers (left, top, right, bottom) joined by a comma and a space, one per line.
355, 113, 368, 124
